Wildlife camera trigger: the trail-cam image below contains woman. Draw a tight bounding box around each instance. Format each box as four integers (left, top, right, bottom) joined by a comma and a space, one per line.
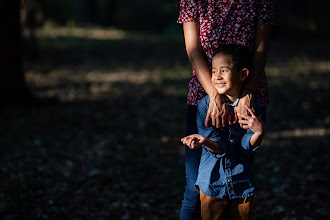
177, 0, 275, 219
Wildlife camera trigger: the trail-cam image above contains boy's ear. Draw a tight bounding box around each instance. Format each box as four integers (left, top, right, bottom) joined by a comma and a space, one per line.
240, 68, 249, 81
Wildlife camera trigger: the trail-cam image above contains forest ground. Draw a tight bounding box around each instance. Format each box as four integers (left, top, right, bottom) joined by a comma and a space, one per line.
0, 26, 329, 219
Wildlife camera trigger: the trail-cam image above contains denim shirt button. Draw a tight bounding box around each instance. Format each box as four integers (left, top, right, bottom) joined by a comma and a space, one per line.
229, 139, 234, 143
228, 179, 231, 182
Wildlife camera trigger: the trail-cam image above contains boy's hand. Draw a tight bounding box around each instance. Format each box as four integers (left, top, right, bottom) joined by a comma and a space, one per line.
237, 105, 265, 135
181, 134, 205, 149
206, 93, 228, 128
235, 91, 255, 127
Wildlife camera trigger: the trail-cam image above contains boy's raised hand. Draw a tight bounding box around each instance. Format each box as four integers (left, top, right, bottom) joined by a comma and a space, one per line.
237, 105, 265, 135
236, 92, 256, 127
181, 134, 205, 149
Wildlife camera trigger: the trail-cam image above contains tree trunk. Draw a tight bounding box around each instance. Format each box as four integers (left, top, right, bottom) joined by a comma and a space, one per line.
105, 0, 117, 26
0, 0, 34, 105
74, 0, 97, 25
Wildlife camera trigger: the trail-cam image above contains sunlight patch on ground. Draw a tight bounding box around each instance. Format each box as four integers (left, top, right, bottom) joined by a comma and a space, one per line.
86, 71, 156, 84
26, 69, 157, 85
266, 59, 330, 76
267, 128, 330, 138
29, 22, 127, 40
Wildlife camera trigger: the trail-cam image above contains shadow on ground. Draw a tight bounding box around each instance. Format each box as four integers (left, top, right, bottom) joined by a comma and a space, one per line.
0, 28, 329, 219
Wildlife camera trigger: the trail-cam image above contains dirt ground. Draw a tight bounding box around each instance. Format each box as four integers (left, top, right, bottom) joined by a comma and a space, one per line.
0, 27, 329, 219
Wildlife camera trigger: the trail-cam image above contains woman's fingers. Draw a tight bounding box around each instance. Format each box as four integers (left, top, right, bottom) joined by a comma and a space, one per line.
227, 113, 232, 125
205, 111, 211, 128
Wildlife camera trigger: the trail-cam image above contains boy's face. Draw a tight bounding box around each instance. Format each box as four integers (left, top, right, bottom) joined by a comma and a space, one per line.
211, 53, 246, 97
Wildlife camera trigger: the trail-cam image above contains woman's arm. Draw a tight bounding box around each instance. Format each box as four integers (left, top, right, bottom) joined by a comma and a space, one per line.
236, 24, 271, 122
183, 22, 228, 128
246, 24, 271, 91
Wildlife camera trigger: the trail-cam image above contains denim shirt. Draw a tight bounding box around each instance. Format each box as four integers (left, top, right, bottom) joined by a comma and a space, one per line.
195, 95, 261, 199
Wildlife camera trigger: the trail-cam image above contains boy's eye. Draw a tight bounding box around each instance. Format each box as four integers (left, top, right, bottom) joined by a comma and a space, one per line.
212, 70, 217, 74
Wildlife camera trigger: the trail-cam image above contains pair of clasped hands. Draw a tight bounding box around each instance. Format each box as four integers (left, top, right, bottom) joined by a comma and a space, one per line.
181, 97, 265, 150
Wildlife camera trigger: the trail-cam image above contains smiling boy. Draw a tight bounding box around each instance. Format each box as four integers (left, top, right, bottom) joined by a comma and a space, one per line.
181, 44, 266, 220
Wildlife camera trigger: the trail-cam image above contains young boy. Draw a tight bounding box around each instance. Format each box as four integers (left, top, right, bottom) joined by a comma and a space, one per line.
181, 44, 266, 220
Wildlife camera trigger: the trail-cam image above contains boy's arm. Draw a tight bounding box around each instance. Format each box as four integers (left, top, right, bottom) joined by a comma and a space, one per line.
183, 22, 228, 128
181, 134, 223, 154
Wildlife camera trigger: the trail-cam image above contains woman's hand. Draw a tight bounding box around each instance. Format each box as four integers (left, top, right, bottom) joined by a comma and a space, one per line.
181, 134, 205, 150
205, 93, 228, 128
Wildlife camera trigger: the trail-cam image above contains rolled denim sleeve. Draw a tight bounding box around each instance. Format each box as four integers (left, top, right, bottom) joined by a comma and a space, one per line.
241, 129, 260, 151
196, 96, 227, 157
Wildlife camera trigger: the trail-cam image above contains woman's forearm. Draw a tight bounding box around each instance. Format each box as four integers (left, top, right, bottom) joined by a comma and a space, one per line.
190, 52, 218, 97
244, 24, 271, 92
183, 22, 218, 97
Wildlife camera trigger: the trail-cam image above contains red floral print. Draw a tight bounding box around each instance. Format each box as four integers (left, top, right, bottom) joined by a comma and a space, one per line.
178, 0, 275, 106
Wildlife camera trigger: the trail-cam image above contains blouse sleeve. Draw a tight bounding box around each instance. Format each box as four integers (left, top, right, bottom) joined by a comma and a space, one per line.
256, 0, 276, 26
177, 0, 200, 24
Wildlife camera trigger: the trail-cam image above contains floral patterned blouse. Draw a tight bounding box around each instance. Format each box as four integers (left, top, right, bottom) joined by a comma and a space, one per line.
177, 0, 275, 106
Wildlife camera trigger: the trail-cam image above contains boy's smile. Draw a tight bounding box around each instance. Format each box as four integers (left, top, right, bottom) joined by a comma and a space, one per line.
211, 53, 246, 102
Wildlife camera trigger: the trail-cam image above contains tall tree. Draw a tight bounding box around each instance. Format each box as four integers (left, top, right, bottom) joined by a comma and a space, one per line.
0, 0, 34, 105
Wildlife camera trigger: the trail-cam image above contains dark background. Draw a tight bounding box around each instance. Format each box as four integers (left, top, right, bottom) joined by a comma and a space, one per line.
0, 0, 329, 219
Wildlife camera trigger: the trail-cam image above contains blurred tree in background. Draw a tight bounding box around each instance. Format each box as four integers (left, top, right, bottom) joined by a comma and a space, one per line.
278, 0, 330, 34
1, 0, 329, 106
21, 0, 330, 34
37, 0, 178, 33
0, 0, 34, 105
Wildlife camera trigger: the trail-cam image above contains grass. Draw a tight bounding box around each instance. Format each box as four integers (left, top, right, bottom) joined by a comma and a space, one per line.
1, 25, 329, 219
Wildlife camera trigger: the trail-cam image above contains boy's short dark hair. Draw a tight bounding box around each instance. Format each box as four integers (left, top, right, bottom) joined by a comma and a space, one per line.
213, 44, 252, 70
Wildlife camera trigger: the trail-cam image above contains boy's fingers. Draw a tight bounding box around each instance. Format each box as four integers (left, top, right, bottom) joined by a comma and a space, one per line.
245, 105, 256, 117
242, 125, 249, 130
237, 113, 252, 121
238, 119, 249, 125
190, 140, 195, 148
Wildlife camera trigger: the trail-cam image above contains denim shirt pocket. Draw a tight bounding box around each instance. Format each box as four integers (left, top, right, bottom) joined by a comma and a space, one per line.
231, 163, 244, 176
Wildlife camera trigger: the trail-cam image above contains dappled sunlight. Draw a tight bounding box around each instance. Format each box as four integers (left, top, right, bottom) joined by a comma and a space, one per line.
267, 128, 330, 138
3, 24, 329, 219
267, 59, 330, 76
25, 65, 189, 102
31, 22, 127, 40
